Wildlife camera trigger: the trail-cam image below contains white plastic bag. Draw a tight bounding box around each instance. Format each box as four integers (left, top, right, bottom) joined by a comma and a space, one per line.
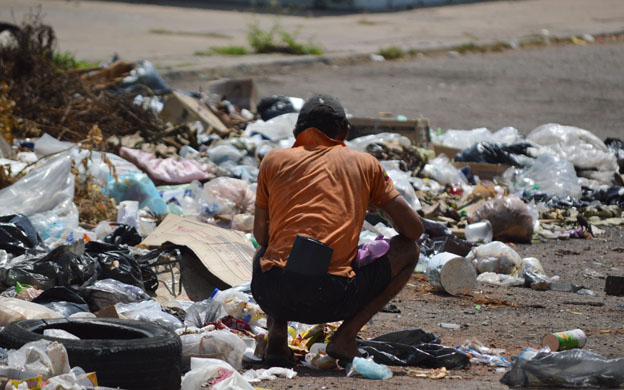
243, 367, 298, 382
421, 155, 466, 187
181, 358, 254, 390
477, 272, 524, 287
385, 169, 421, 211
201, 177, 256, 215
115, 300, 183, 330
508, 153, 582, 199
466, 241, 522, 275
181, 330, 248, 370
0, 298, 63, 326
243, 112, 299, 141
528, 123, 618, 172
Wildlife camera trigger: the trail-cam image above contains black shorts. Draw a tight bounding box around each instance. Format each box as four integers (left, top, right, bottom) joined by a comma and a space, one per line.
251, 250, 392, 324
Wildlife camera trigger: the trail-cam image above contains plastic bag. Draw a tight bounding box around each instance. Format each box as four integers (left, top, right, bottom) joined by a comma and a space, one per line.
119, 60, 171, 94
84, 241, 146, 289
477, 272, 525, 287
105, 171, 167, 215
184, 299, 228, 328
455, 142, 532, 166
181, 331, 248, 370
32, 287, 89, 317
200, 177, 255, 215
243, 112, 298, 141
466, 241, 522, 275
43, 329, 80, 340
385, 170, 421, 211
181, 357, 254, 390
501, 347, 624, 388
0, 298, 62, 326
6, 241, 100, 291
81, 278, 150, 311
242, 367, 297, 382
7, 340, 70, 380
421, 155, 466, 187
0, 214, 39, 256
528, 123, 618, 173
507, 153, 582, 200
120, 146, 214, 184
115, 299, 183, 330
433, 127, 492, 149
346, 132, 412, 154
0, 153, 75, 218
256, 95, 297, 121
470, 195, 534, 243
104, 224, 142, 246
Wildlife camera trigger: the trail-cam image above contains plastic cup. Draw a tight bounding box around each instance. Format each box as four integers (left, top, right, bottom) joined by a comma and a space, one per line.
465, 220, 493, 243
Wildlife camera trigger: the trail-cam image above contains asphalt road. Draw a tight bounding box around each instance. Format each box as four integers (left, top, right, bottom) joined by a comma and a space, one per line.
167, 39, 624, 140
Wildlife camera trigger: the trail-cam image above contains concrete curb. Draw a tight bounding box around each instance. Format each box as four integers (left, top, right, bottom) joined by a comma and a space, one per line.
162, 28, 624, 82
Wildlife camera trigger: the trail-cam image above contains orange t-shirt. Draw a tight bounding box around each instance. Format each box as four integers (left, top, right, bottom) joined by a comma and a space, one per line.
255, 128, 400, 278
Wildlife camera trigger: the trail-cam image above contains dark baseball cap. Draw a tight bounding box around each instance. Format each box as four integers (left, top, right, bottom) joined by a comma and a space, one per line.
294, 94, 349, 137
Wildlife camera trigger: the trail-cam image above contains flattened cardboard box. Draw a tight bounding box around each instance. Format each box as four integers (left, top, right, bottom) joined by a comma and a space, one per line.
141, 215, 254, 287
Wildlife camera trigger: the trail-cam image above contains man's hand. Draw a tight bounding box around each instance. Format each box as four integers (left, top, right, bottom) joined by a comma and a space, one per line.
380, 195, 424, 241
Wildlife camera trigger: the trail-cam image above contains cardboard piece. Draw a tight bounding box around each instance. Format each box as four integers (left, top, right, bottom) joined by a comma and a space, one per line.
160, 91, 229, 136
94, 305, 120, 319
452, 161, 510, 181
431, 142, 462, 159
140, 215, 254, 287
206, 78, 258, 112
348, 117, 430, 146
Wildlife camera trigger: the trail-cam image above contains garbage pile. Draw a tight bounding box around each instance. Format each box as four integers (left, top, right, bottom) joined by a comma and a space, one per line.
1, 19, 624, 389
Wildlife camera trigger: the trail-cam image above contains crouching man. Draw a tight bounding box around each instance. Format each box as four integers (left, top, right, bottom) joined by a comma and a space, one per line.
251, 94, 423, 366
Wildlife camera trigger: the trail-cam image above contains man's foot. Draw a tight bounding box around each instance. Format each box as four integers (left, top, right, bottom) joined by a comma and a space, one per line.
326, 336, 362, 362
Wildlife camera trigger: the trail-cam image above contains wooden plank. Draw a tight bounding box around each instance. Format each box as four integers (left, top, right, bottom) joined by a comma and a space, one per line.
160, 91, 229, 136
347, 117, 430, 146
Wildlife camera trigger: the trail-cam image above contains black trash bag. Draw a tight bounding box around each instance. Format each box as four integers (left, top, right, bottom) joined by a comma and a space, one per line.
357, 336, 470, 369
104, 225, 142, 246
33, 287, 89, 317
372, 329, 440, 345
455, 142, 531, 166
6, 241, 100, 290
0, 214, 39, 256
582, 186, 624, 208
256, 95, 296, 121
85, 241, 144, 289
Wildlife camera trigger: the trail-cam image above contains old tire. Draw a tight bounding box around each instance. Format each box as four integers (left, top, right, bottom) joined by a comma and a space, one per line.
0, 318, 181, 390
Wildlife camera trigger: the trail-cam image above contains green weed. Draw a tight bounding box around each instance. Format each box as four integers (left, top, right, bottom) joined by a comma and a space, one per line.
378, 46, 406, 60
149, 29, 231, 39
52, 51, 98, 70
247, 21, 322, 55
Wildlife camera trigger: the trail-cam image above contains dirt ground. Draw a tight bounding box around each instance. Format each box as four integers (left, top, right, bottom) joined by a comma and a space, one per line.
233, 227, 624, 390
164, 42, 624, 389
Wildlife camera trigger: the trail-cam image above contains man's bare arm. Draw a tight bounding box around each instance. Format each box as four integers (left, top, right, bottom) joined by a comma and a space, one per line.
380, 195, 424, 241
253, 206, 270, 247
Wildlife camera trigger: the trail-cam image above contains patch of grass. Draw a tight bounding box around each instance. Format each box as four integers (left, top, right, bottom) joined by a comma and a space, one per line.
357, 18, 376, 25
453, 42, 486, 54
52, 51, 98, 70
247, 21, 323, 55
149, 29, 231, 39
193, 51, 213, 57
378, 46, 406, 60
211, 46, 249, 55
